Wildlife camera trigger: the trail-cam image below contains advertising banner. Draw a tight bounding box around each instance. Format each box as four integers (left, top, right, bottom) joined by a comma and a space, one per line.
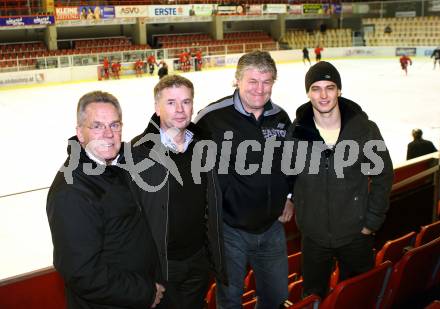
216, 5, 245, 15
396, 47, 416, 56
0, 72, 45, 87
55, 7, 80, 20
287, 4, 302, 15
262, 4, 287, 14
147, 5, 191, 17
303, 4, 324, 15
190, 4, 216, 16
0, 15, 55, 27
115, 6, 149, 18
245, 4, 262, 15
55, 6, 114, 21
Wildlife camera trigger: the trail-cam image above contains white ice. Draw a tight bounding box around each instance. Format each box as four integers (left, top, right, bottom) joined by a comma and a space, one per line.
0, 58, 439, 280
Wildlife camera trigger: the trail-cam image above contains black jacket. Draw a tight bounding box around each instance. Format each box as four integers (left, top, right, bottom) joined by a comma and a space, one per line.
289, 97, 394, 247
128, 114, 227, 284
194, 90, 292, 233
406, 139, 437, 160
47, 137, 161, 309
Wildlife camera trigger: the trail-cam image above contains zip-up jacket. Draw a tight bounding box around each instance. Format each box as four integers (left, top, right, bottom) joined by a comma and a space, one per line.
194, 90, 292, 234
47, 137, 161, 309
289, 97, 394, 247
128, 114, 227, 284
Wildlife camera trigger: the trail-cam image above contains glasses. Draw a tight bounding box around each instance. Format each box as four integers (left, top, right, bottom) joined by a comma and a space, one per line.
86, 121, 122, 132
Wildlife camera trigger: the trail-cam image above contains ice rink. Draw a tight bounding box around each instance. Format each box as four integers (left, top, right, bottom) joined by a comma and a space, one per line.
0, 58, 439, 280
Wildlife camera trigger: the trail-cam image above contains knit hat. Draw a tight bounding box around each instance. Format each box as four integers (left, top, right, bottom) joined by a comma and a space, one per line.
305, 61, 341, 92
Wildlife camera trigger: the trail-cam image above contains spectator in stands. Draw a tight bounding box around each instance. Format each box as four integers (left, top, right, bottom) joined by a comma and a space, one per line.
431, 47, 440, 69
314, 46, 323, 62
129, 75, 227, 309
158, 61, 168, 79
194, 51, 293, 309
288, 61, 394, 299
399, 54, 412, 76
46, 91, 166, 309
302, 47, 311, 65
407, 128, 437, 160
384, 25, 392, 34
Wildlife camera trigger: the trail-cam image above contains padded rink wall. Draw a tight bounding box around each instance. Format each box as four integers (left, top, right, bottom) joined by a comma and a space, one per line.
0, 46, 436, 88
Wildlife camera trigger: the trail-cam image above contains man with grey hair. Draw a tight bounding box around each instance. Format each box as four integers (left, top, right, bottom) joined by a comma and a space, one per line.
130, 75, 227, 309
47, 91, 165, 309
194, 51, 293, 309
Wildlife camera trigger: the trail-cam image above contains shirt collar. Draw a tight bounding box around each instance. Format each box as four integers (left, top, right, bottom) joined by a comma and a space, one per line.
159, 128, 194, 153
85, 149, 120, 166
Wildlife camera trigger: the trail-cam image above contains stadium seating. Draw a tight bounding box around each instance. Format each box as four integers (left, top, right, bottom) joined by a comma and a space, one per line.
363, 16, 440, 46
0, 267, 65, 309
382, 237, 440, 308
320, 261, 392, 309
285, 294, 320, 309
284, 29, 353, 49
414, 220, 440, 247
375, 231, 416, 266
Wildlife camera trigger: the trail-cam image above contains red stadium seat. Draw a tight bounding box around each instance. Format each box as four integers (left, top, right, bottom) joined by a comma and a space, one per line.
382, 237, 440, 308
285, 294, 320, 309
0, 267, 66, 309
415, 220, 440, 247
375, 231, 416, 266
288, 279, 304, 304
320, 261, 392, 309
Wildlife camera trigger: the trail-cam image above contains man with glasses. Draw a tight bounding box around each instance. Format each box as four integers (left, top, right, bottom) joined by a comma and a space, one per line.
47, 91, 166, 309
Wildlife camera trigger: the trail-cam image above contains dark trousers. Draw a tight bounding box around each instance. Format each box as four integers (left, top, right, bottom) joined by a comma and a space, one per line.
301, 233, 375, 299
167, 248, 211, 309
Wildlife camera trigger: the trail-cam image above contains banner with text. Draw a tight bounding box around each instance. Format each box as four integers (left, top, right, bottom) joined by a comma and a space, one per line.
115, 6, 149, 18
245, 4, 262, 15
190, 4, 216, 16
0, 15, 54, 27
147, 5, 191, 17
55, 6, 114, 21
263, 4, 287, 14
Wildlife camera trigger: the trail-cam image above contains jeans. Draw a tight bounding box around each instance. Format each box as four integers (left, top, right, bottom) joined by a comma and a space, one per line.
167, 248, 211, 309
301, 233, 375, 299
216, 221, 288, 309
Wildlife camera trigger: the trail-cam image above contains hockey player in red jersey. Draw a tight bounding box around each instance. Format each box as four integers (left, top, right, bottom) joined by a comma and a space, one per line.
400, 54, 412, 75
147, 54, 157, 75
134, 58, 144, 77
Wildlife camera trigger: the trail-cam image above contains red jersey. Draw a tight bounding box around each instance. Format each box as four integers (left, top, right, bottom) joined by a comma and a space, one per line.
400, 56, 412, 66
314, 47, 323, 55
147, 55, 156, 64
103, 58, 109, 69
135, 59, 143, 69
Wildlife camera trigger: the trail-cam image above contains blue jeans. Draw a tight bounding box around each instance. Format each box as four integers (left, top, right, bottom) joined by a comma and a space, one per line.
216, 221, 288, 309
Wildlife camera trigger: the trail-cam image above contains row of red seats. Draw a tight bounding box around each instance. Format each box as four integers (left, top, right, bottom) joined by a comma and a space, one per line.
162, 38, 274, 48
0, 42, 45, 54
0, 44, 152, 61
206, 220, 440, 309
74, 38, 131, 49
157, 33, 211, 43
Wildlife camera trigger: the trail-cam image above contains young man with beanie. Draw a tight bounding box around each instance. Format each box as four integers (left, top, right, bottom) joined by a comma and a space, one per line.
194, 51, 293, 309
288, 61, 394, 298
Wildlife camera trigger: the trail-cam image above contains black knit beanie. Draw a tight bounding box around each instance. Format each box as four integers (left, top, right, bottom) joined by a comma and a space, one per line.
305, 61, 341, 92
